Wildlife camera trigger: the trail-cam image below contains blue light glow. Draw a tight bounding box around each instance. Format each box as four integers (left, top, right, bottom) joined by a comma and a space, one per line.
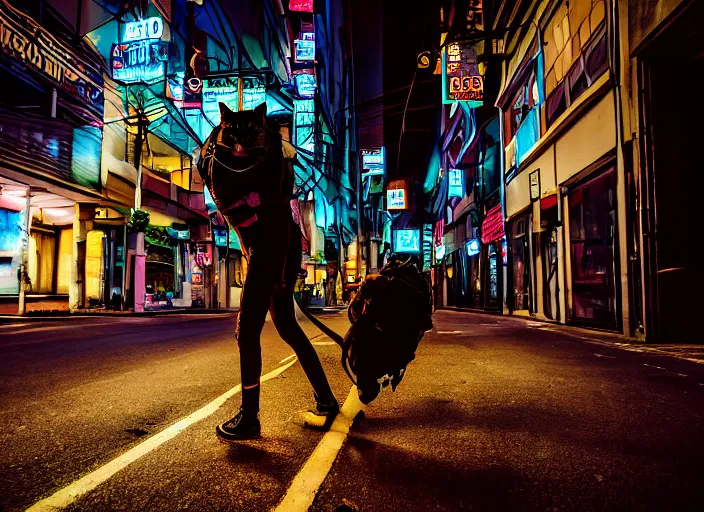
394, 229, 420, 254
466, 238, 480, 257
448, 168, 464, 198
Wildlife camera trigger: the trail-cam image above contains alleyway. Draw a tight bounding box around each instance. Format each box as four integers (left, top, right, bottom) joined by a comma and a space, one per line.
1, 311, 703, 511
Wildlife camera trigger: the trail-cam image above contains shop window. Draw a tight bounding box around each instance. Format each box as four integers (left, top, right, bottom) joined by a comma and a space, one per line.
568, 167, 617, 327
543, 0, 608, 128
504, 57, 543, 169
510, 216, 531, 311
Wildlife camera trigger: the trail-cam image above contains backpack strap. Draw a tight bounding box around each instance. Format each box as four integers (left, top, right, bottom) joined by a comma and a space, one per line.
293, 293, 345, 347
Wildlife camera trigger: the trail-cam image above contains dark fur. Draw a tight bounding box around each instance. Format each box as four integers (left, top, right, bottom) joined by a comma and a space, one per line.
199, 102, 284, 215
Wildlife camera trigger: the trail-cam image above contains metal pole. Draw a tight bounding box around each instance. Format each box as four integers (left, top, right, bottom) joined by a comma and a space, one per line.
346, 0, 362, 280
50, 89, 57, 118
225, 227, 230, 309
133, 119, 146, 312
18, 189, 31, 315
121, 223, 127, 311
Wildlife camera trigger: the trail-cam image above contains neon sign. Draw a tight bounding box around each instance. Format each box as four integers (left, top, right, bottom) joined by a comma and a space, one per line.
362, 148, 385, 173
295, 33, 315, 62
448, 168, 464, 198
435, 244, 446, 261
466, 238, 480, 257
124, 17, 164, 42
394, 229, 420, 254
294, 73, 316, 98
442, 43, 483, 106
387, 189, 406, 210
111, 40, 166, 84
183, 77, 202, 109
290, 0, 314, 12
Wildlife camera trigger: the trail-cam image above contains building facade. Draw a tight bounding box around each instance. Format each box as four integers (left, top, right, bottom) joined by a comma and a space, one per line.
1, 0, 360, 314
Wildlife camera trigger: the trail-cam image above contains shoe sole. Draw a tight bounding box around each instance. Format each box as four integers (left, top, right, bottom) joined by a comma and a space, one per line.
215, 425, 261, 443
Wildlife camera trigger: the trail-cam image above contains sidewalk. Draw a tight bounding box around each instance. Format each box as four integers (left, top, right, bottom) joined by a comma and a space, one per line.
439, 306, 704, 364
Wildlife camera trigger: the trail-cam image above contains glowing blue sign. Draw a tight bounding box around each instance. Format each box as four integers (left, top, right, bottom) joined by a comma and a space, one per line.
387, 188, 406, 210
124, 17, 164, 42
295, 33, 315, 62
394, 229, 420, 254
466, 238, 480, 257
295, 73, 317, 98
111, 40, 166, 84
435, 244, 446, 261
362, 147, 385, 174
448, 168, 464, 198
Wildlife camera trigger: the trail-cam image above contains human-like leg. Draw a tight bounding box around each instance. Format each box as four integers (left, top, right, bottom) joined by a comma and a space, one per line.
216, 250, 277, 441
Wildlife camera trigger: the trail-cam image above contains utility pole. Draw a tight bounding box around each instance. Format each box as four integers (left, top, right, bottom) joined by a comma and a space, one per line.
17, 188, 31, 316
133, 116, 147, 312
345, 0, 362, 281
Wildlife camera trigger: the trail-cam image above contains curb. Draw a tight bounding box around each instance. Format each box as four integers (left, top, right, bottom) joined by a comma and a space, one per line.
0, 308, 238, 323
437, 306, 631, 341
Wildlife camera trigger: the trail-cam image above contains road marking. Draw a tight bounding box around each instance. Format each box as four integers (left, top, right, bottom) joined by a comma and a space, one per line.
279, 354, 297, 364
312, 341, 337, 346
643, 363, 688, 378
274, 386, 364, 512
594, 353, 617, 359
26, 358, 299, 512
0, 322, 31, 330
437, 330, 463, 334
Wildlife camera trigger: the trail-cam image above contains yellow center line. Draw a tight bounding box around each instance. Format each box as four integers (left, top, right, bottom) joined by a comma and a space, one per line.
273, 386, 365, 512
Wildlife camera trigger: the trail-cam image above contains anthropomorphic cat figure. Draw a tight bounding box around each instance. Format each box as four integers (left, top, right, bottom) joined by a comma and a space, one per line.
198, 102, 339, 441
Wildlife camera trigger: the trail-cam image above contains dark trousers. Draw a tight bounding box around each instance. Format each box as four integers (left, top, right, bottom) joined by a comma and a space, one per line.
235, 214, 334, 405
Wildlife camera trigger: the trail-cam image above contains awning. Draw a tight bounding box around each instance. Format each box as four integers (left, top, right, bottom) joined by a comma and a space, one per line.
481, 204, 504, 244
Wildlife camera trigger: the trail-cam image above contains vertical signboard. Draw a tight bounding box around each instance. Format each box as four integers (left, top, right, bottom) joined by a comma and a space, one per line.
442, 43, 483, 107
294, 32, 315, 62
422, 223, 433, 271
111, 17, 167, 85
448, 168, 464, 198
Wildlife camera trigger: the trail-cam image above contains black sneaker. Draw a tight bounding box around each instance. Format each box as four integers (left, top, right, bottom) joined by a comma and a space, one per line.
302, 396, 340, 431
216, 409, 261, 442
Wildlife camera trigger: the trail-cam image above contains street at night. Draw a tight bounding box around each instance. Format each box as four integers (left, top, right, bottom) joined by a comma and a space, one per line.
2, 0, 704, 510
1, 312, 703, 511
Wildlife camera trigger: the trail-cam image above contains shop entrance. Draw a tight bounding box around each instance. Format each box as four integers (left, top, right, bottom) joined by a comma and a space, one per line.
567, 167, 618, 329
509, 214, 531, 312
639, 2, 704, 342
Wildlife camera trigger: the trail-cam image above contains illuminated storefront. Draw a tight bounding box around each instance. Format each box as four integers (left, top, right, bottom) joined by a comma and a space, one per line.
0, 0, 105, 312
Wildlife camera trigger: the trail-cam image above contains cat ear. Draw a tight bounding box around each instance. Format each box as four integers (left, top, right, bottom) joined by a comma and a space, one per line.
219, 102, 234, 123
254, 102, 267, 123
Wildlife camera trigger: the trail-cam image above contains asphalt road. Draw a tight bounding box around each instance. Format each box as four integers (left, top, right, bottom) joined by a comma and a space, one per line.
1, 310, 703, 511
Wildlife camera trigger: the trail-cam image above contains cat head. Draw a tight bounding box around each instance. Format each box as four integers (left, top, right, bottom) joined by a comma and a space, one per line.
216, 102, 270, 158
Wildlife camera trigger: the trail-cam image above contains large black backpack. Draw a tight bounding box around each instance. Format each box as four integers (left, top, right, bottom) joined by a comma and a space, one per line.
298, 259, 433, 404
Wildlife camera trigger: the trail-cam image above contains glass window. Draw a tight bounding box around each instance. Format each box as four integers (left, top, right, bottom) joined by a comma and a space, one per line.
542, 0, 608, 128
568, 167, 617, 327
511, 216, 531, 311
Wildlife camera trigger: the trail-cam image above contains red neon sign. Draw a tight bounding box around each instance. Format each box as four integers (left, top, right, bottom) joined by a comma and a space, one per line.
290, 0, 313, 12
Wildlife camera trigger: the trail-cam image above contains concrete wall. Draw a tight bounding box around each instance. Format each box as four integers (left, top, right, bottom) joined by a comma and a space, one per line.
628, 0, 688, 54
555, 94, 616, 185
